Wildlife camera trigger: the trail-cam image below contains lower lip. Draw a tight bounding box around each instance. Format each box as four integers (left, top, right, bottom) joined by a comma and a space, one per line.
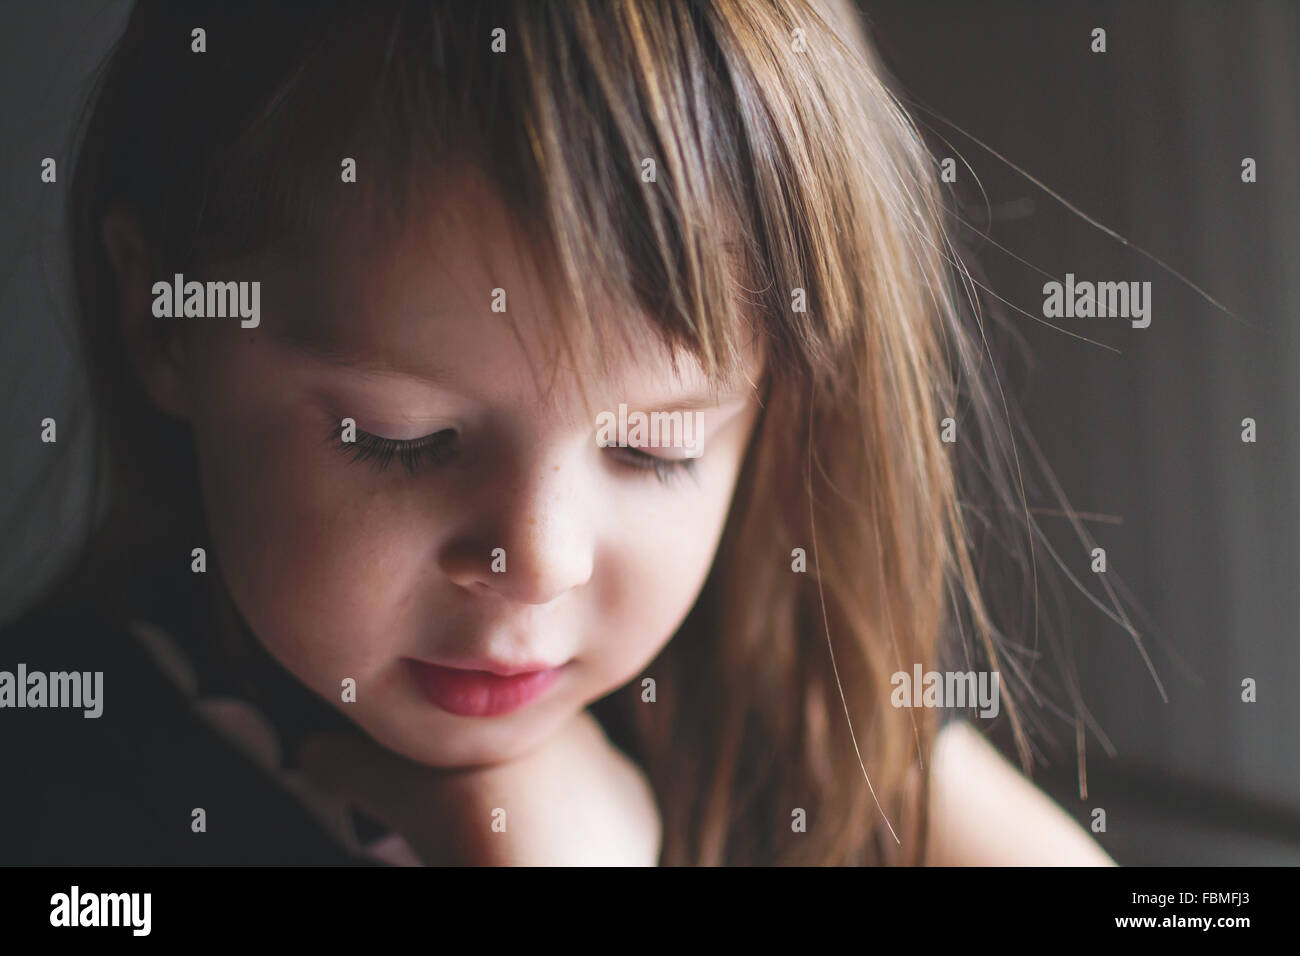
405, 660, 565, 717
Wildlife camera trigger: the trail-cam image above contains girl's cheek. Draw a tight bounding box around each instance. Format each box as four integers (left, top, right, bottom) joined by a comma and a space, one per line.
600, 479, 738, 674
185, 391, 423, 653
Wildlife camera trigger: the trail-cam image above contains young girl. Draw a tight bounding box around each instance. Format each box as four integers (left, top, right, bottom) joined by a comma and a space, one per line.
2, 0, 1115, 865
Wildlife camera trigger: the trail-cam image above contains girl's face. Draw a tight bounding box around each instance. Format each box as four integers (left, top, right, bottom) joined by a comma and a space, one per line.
167, 169, 762, 768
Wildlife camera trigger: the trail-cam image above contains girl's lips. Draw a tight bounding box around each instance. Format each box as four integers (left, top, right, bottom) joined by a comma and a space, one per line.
404, 659, 565, 717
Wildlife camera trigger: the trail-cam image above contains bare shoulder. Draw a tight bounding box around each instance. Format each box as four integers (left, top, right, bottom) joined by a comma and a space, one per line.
924, 719, 1117, 866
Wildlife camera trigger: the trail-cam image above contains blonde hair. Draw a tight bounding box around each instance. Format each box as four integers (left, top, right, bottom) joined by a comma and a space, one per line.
63, 0, 1056, 864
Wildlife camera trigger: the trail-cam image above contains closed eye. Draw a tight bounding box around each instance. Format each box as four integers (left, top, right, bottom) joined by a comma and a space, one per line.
330, 422, 457, 474
606, 445, 699, 486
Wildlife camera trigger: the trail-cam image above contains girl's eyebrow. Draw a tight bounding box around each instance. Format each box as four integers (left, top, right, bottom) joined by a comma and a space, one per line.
268, 311, 757, 405
650, 389, 754, 413
267, 315, 453, 386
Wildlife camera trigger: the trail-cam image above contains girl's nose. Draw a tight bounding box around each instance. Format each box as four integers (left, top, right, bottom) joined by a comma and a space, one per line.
437, 467, 594, 605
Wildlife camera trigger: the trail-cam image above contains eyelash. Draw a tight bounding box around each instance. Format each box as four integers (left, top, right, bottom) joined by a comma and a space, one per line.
329, 423, 700, 486
330, 422, 457, 475
608, 446, 700, 486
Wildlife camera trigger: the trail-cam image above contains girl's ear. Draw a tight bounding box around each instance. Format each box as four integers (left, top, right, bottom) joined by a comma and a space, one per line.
100, 203, 193, 420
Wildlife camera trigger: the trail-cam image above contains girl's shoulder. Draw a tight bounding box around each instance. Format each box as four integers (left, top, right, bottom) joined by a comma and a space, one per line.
927, 718, 1116, 865
0, 598, 376, 865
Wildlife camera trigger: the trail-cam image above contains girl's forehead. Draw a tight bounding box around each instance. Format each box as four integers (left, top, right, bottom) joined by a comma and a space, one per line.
259, 210, 761, 412
257, 166, 763, 402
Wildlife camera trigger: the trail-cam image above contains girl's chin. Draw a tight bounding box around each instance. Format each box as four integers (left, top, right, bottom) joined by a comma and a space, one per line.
376, 711, 568, 770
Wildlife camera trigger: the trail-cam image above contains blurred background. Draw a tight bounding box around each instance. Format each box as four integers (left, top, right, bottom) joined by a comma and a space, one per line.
866, 0, 1300, 864
2, 1, 1297, 863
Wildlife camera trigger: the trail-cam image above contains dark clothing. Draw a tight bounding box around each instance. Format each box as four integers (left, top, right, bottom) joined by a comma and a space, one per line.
0, 599, 382, 865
